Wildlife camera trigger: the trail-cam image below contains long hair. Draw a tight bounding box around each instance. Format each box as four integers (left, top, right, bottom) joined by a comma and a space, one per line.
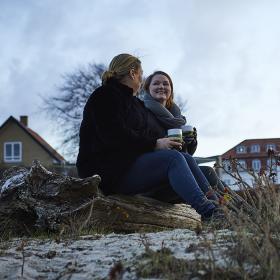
143, 70, 174, 109
102, 54, 141, 85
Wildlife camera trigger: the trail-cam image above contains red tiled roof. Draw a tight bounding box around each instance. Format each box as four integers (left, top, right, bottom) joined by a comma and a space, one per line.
221, 138, 280, 159
26, 127, 65, 162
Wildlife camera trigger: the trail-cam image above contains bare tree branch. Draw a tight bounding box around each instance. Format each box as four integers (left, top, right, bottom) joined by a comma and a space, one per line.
42, 62, 106, 162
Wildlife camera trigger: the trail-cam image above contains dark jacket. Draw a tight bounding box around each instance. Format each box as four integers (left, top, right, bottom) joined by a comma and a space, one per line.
142, 93, 197, 156
142, 92, 186, 129
76, 78, 166, 194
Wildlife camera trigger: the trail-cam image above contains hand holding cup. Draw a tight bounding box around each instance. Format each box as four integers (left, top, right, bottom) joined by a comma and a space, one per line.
155, 137, 182, 150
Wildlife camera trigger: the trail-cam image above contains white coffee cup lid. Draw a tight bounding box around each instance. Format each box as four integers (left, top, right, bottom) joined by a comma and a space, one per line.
182, 125, 193, 131
167, 128, 182, 135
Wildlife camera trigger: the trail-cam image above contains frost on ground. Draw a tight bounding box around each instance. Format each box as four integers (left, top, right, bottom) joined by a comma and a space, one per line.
0, 229, 233, 280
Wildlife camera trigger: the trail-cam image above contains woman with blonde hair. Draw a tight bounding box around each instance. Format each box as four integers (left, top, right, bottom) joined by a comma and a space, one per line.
77, 54, 220, 220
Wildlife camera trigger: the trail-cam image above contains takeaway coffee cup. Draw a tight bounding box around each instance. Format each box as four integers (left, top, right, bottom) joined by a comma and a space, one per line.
181, 125, 194, 138
167, 128, 183, 142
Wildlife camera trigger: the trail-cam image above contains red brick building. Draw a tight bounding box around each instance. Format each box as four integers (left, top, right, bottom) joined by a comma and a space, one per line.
220, 138, 280, 187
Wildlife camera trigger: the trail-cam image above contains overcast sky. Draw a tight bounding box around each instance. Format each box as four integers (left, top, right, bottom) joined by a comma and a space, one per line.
1, 0, 279, 162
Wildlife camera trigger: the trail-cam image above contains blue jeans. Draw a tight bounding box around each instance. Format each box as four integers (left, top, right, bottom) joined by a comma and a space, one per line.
199, 166, 225, 192
118, 150, 216, 216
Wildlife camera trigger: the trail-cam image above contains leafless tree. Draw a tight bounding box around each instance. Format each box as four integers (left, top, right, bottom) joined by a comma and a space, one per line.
43, 63, 106, 162
174, 94, 188, 116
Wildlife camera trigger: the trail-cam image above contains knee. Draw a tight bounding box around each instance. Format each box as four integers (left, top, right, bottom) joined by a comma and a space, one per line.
181, 151, 196, 162
200, 166, 218, 183
200, 166, 215, 175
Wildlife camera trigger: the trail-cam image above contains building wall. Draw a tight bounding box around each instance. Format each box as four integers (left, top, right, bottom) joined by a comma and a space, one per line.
221, 168, 280, 188
222, 139, 280, 159
221, 172, 256, 190
0, 121, 55, 168
219, 138, 280, 188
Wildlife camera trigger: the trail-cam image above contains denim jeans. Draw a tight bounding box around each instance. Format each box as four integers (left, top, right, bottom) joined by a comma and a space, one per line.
199, 166, 225, 192
118, 150, 216, 216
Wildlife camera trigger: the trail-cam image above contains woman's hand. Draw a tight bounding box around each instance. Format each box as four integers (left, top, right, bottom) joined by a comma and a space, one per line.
155, 138, 183, 151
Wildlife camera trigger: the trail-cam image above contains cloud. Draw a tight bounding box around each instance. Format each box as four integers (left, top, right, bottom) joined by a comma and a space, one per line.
1, 0, 279, 160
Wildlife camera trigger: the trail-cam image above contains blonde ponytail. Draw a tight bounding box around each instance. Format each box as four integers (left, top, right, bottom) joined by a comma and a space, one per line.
101, 70, 116, 84
102, 53, 141, 84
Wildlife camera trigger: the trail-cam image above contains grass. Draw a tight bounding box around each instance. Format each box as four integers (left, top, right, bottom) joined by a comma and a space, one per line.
223, 185, 280, 279
135, 242, 247, 280
2, 154, 280, 279
133, 155, 280, 279
136, 247, 196, 279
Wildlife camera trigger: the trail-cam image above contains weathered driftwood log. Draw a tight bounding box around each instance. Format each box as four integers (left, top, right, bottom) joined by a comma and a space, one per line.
0, 160, 201, 235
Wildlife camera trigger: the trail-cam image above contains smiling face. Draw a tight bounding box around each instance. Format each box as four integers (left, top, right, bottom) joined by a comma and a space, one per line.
149, 74, 172, 106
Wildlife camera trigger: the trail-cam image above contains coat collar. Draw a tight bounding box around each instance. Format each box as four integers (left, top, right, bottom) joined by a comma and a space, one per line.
107, 78, 134, 96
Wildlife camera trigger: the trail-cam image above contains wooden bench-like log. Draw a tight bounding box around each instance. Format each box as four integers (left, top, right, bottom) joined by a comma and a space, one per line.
0, 160, 201, 235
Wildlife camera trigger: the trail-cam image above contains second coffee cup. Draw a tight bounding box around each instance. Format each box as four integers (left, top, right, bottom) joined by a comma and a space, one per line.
181, 125, 194, 137
167, 128, 183, 142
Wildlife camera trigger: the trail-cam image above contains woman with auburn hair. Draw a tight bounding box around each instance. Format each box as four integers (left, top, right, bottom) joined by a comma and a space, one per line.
77, 53, 221, 221
143, 70, 225, 192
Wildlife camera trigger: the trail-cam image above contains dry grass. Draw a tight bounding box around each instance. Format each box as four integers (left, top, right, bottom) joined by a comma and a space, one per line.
222, 185, 280, 279
134, 153, 280, 279
1, 153, 280, 279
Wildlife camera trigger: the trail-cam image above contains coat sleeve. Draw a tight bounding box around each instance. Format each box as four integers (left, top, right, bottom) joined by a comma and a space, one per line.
185, 139, 198, 155
90, 91, 157, 152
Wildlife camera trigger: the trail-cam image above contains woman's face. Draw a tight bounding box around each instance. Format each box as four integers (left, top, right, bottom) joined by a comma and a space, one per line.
149, 74, 172, 106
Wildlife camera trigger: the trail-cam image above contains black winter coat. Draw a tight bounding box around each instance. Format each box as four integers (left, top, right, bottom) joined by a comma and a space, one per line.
76, 78, 166, 194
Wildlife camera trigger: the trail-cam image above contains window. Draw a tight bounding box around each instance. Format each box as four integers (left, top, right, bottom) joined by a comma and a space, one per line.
236, 145, 246, 154
250, 144, 260, 153
4, 142, 22, 162
222, 160, 231, 171
267, 158, 277, 171
252, 159, 261, 171
266, 144, 276, 151
237, 160, 247, 170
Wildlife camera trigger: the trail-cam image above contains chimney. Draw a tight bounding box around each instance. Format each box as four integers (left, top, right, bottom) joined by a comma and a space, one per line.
20, 115, 28, 127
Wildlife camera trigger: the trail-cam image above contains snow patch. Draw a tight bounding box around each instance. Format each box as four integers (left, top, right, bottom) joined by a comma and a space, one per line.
0, 172, 26, 195
0, 229, 234, 279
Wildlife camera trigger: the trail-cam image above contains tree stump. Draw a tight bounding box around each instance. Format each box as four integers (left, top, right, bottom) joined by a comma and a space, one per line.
0, 161, 201, 235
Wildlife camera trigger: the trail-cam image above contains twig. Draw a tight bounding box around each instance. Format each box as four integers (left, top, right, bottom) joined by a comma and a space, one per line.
21, 249, 25, 278
78, 195, 96, 233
